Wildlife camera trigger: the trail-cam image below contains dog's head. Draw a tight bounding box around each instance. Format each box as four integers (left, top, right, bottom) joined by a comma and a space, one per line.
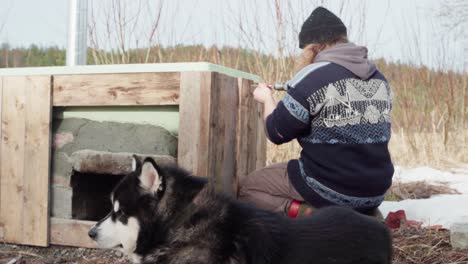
88, 156, 206, 262
88, 156, 168, 260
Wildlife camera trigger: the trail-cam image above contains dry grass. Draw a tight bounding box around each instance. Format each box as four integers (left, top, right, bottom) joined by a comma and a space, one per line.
392, 227, 468, 264
263, 62, 467, 168
266, 130, 468, 169
1, 228, 467, 264
265, 103, 467, 169
386, 181, 460, 201
389, 131, 468, 169
3, 0, 467, 168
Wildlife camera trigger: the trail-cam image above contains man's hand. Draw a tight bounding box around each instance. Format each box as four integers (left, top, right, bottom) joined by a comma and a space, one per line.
253, 83, 276, 121
253, 83, 273, 104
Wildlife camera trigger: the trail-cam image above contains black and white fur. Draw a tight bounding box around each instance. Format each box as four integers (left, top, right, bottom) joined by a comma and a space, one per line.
89, 157, 393, 264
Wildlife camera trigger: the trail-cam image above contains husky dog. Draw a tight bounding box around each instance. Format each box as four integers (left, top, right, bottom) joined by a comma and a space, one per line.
89, 157, 392, 264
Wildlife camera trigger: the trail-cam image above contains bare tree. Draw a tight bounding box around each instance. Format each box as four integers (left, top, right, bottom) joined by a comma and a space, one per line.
438, 0, 468, 72
88, 0, 164, 64
0, 19, 6, 36
439, 0, 468, 36
0, 1, 13, 37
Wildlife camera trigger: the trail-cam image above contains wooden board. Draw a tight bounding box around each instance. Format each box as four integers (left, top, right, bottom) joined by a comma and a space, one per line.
53, 72, 180, 106
0, 77, 2, 237
0, 75, 52, 246
235, 78, 255, 193
255, 100, 267, 170
178, 72, 266, 195
207, 73, 239, 195
178, 72, 212, 177
50, 218, 97, 248
235, 78, 266, 194
0, 76, 27, 245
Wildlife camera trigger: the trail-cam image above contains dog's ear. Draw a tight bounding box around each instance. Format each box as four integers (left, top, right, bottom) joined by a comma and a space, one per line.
131, 154, 142, 171
138, 158, 163, 193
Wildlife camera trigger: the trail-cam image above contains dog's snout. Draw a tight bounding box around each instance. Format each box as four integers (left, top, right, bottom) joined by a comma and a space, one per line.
88, 227, 98, 240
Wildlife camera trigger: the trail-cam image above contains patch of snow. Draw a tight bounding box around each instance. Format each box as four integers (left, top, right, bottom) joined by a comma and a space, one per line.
393, 166, 468, 194
381, 194, 468, 229
381, 166, 468, 229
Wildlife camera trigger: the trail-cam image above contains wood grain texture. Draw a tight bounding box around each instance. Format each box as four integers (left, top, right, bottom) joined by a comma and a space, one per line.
207, 73, 239, 195
235, 78, 255, 193
0, 76, 27, 245
178, 72, 212, 177
235, 78, 267, 192
0, 77, 2, 234
254, 101, 267, 170
50, 218, 97, 248
0, 76, 51, 246
53, 72, 180, 106
23, 76, 52, 246
178, 73, 266, 195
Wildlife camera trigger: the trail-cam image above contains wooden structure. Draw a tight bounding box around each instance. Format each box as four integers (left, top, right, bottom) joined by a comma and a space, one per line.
0, 63, 266, 248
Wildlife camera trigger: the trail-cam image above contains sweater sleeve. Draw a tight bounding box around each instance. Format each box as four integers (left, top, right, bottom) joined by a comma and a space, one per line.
265, 87, 310, 145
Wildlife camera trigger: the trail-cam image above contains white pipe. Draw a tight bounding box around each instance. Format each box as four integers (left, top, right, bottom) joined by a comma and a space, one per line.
66, 0, 88, 66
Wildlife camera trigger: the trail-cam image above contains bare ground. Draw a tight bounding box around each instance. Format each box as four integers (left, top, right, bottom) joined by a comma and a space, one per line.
1, 227, 468, 264
386, 180, 460, 201
0, 243, 131, 264
392, 227, 468, 264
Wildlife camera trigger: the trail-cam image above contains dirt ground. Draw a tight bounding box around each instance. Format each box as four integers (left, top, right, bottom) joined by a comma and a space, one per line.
392, 227, 468, 264
2, 181, 465, 264
1, 227, 468, 264
0, 243, 131, 264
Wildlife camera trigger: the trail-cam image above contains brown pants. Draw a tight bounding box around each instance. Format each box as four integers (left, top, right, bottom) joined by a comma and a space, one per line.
238, 162, 305, 214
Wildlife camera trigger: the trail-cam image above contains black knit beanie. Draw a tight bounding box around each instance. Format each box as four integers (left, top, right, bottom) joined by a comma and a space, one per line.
299, 7, 347, 48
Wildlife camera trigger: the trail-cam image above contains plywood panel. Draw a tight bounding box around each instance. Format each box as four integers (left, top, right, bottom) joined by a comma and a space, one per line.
0, 76, 51, 246
53, 72, 180, 106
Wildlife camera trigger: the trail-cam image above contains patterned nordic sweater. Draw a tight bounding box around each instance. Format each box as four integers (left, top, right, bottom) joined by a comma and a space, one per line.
266, 62, 394, 211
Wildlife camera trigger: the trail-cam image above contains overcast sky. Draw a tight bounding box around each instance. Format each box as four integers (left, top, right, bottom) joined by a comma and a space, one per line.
0, 0, 466, 72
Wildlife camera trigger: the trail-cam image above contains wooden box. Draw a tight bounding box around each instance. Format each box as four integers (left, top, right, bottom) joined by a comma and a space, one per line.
0, 63, 266, 247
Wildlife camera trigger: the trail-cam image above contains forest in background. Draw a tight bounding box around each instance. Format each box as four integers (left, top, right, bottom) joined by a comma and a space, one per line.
1, 43, 465, 168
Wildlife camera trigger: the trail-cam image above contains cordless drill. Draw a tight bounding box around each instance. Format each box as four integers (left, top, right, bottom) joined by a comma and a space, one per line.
253, 82, 289, 91
267, 82, 289, 91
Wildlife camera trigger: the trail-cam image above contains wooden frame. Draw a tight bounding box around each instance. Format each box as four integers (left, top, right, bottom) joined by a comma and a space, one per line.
0, 76, 52, 247
0, 66, 266, 248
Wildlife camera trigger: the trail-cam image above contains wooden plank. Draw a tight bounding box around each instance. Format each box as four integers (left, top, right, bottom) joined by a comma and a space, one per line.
23, 76, 52, 246
255, 101, 267, 170
235, 78, 255, 193
0, 76, 27, 244
0, 77, 2, 227
178, 72, 212, 177
235, 78, 267, 193
178, 72, 265, 195
207, 73, 239, 195
50, 218, 97, 248
0, 76, 51, 246
53, 72, 180, 106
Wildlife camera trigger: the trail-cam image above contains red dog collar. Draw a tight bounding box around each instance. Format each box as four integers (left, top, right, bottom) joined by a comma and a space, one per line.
287, 199, 302, 218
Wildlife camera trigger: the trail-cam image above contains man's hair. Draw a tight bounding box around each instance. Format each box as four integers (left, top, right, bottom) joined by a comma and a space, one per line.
295, 35, 348, 72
